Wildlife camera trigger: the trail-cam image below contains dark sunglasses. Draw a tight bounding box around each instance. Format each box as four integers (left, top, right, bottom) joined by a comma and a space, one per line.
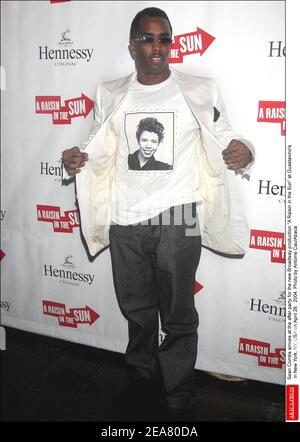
132, 35, 173, 45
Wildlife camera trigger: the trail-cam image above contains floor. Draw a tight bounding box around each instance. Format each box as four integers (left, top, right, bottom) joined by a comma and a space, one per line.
1, 327, 285, 423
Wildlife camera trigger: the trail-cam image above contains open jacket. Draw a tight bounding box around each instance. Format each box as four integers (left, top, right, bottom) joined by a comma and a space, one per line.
74, 69, 255, 257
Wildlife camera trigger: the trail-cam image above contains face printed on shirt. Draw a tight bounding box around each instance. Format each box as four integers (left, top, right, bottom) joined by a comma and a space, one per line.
124, 112, 174, 171
138, 130, 160, 161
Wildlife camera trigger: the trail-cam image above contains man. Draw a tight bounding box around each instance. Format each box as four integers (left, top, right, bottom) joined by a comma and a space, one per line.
128, 117, 172, 170
62, 7, 254, 418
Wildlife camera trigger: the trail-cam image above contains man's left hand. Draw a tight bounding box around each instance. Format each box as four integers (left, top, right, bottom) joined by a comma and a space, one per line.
222, 139, 252, 171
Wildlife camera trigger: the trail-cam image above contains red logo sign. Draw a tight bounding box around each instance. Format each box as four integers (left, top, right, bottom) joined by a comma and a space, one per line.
43, 300, 100, 327
35, 94, 93, 124
50, 0, 71, 3
37, 205, 80, 233
194, 281, 203, 295
239, 338, 285, 368
168, 27, 215, 63
249, 230, 285, 263
286, 385, 299, 421
257, 101, 285, 136
0, 250, 5, 261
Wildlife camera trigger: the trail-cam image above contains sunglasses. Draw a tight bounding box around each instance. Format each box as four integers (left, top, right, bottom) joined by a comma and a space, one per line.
132, 35, 173, 45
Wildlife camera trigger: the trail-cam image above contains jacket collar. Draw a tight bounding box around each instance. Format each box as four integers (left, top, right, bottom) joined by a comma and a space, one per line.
102, 72, 136, 119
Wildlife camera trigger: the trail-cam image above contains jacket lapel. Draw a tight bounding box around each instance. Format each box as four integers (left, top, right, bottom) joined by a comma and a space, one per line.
102, 72, 136, 120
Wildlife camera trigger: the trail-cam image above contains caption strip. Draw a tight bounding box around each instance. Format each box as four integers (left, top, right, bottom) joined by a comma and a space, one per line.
286, 144, 299, 421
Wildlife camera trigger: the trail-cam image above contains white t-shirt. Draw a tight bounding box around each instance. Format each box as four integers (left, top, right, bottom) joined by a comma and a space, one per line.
110, 71, 203, 225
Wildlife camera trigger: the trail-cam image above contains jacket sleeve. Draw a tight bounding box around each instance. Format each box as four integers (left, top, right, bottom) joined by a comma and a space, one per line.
80, 83, 105, 150
62, 83, 105, 180
212, 80, 255, 177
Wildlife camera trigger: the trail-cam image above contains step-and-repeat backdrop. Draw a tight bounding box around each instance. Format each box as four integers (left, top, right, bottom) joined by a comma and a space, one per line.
1, 1, 285, 384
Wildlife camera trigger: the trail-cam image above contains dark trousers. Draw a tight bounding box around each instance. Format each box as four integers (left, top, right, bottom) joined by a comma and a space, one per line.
109, 204, 201, 408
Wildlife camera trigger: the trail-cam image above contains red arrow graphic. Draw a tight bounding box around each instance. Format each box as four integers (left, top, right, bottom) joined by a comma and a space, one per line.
35, 93, 93, 125
249, 229, 285, 263
65, 94, 94, 119
70, 305, 100, 325
194, 281, 203, 295
43, 300, 100, 327
169, 27, 215, 63
37, 205, 80, 233
239, 338, 285, 368
257, 101, 285, 136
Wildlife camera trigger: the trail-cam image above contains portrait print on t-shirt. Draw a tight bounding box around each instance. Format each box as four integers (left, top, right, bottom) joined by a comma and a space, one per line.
124, 112, 174, 171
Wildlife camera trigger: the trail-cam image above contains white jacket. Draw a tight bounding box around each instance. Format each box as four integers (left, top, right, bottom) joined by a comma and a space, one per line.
74, 69, 255, 257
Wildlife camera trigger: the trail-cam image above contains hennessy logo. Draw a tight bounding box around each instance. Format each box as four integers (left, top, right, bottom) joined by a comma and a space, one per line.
250, 298, 285, 318
59, 29, 72, 46
268, 41, 285, 57
38, 28, 94, 67
62, 255, 75, 268
40, 159, 63, 178
274, 291, 285, 305
257, 180, 285, 204
43, 256, 95, 287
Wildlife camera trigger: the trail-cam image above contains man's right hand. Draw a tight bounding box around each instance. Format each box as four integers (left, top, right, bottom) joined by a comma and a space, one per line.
62, 146, 88, 176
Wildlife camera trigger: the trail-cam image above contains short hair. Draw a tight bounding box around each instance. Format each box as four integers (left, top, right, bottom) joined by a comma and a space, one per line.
136, 117, 165, 144
129, 7, 173, 40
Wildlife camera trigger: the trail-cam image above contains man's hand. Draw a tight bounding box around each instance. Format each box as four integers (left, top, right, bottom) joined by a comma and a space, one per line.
222, 139, 252, 171
62, 146, 88, 176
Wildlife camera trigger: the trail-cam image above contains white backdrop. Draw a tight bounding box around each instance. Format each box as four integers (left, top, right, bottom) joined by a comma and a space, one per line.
1, 1, 285, 384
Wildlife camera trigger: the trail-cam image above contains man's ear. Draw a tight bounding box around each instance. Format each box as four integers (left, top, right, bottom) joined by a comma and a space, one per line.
128, 41, 136, 60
